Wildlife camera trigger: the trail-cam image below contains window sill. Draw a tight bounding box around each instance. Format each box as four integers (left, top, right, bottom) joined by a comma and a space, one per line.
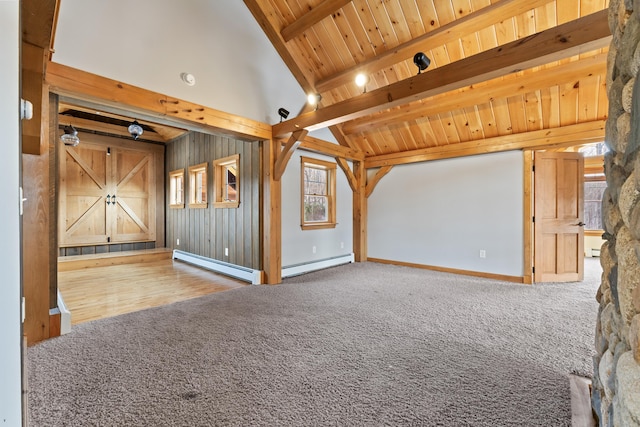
214, 201, 239, 209
169, 204, 185, 209
188, 203, 208, 209
585, 229, 604, 237
301, 222, 337, 230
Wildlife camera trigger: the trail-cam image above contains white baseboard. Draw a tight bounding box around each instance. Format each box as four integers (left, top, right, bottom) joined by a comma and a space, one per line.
172, 250, 263, 284
282, 253, 355, 278
57, 291, 71, 335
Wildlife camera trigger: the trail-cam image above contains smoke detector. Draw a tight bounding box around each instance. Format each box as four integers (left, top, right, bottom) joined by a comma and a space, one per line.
180, 72, 196, 86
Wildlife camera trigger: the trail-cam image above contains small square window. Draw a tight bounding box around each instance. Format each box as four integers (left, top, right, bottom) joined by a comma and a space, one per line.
169, 169, 185, 209
188, 162, 208, 208
213, 154, 240, 208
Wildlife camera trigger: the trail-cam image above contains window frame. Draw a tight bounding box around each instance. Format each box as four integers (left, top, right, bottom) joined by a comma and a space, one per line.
582, 152, 605, 236
213, 154, 240, 209
168, 169, 185, 209
188, 162, 208, 209
300, 156, 336, 230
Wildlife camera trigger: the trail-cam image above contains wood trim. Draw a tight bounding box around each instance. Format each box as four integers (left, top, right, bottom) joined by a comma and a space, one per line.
273, 11, 611, 137
315, 0, 560, 93
523, 150, 533, 285
46, 62, 272, 140
48, 310, 61, 338
365, 166, 393, 198
300, 156, 337, 229
365, 120, 606, 168
367, 258, 526, 284
281, 0, 352, 42
274, 130, 307, 181
22, 42, 49, 155
585, 229, 604, 237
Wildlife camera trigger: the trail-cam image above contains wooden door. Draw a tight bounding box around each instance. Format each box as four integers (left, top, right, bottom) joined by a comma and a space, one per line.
59, 142, 110, 245
59, 142, 156, 246
534, 152, 584, 282
110, 149, 155, 242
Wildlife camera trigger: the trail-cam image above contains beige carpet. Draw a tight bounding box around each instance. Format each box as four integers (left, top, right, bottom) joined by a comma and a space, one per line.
27, 259, 601, 426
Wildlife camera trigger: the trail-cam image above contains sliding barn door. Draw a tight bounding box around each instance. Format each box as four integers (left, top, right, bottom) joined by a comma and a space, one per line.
111, 149, 156, 242
59, 142, 156, 246
534, 152, 584, 282
59, 143, 110, 245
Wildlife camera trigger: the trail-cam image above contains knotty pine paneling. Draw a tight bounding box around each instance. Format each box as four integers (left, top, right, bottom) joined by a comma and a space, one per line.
166, 132, 261, 270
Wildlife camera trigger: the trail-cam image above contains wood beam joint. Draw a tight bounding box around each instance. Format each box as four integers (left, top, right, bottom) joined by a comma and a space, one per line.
274, 129, 308, 181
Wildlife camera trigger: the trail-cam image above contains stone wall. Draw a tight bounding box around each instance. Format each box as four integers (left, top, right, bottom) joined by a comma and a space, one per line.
592, 0, 640, 425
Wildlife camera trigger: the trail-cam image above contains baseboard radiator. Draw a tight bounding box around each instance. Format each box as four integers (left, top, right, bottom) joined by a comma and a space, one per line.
57, 291, 72, 335
172, 250, 263, 285
282, 253, 355, 278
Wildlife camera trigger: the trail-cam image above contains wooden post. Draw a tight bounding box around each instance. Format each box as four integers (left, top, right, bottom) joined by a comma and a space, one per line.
262, 139, 282, 284
353, 160, 367, 262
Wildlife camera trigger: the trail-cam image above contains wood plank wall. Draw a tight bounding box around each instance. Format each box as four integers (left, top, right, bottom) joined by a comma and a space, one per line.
166, 133, 261, 270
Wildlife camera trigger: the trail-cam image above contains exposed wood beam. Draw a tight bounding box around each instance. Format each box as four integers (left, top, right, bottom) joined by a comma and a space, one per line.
281, 0, 352, 42
22, 42, 49, 155
365, 166, 393, 198
343, 52, 608, 135
46, 62, 272, 141
352, 161, 367, 261
59, 102, 188, 141
22, 0, 59, 56
290, 134, 364, 160
243, 0, 315, 93
365, 120, 606, 168
273, 11, 611, 138
315, 0, 557, 93
274, 129, 308, 181
336, 158, 357, 192
57, 115, 169, 143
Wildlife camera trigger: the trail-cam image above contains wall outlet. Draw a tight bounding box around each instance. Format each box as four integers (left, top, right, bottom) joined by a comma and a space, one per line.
312, 246, 316, 254
225, 247, 229, 256
479, 250, 486, 258
176, 238, 180, 246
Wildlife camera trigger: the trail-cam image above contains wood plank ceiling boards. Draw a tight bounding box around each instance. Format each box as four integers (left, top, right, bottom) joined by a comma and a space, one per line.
244, 0, 610, 164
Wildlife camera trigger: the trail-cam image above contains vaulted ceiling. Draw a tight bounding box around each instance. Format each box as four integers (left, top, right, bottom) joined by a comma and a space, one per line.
24, 0, 611, 165
244, 0, 611, 166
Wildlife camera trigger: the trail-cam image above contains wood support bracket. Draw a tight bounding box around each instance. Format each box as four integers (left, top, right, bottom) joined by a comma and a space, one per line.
365, 165, 393, 198
336, 157, 357, 192
274, 129, 307, 181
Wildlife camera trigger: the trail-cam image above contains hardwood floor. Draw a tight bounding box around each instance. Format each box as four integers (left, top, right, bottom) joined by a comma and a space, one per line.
58, 257, 246, 325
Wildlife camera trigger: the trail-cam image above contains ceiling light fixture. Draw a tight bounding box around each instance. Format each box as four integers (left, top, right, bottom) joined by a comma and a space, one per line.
355, 73, 369, 93
60, 125, 80, 146
278, 107, 290, 122
413, 52, 431, 74
128, 120, 144, 140
307, 93, 322, 110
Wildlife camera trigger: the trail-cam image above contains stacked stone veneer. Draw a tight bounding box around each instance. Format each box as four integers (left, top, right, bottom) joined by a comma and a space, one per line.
592, 0, 640, 425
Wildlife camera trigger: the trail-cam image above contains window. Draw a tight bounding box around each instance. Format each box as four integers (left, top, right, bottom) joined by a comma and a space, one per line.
301, 156, 336, 229
169, 169, 185, 208
188, 162, 208, 208
584, 180, 606, 231
213, 154, 239, 208
580, 142, 607, 235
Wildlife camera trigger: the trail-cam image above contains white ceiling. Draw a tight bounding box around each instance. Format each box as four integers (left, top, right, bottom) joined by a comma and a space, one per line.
53, 0, 336, 141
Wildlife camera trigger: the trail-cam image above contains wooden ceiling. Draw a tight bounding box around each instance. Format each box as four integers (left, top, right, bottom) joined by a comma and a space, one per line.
244, 0, 611, 166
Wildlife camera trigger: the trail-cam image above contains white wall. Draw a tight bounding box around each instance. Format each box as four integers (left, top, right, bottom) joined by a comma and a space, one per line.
281, 151, 353, 267
53, 0, 309, 127
368, 151, 524, 277
0, 0, 23, 424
